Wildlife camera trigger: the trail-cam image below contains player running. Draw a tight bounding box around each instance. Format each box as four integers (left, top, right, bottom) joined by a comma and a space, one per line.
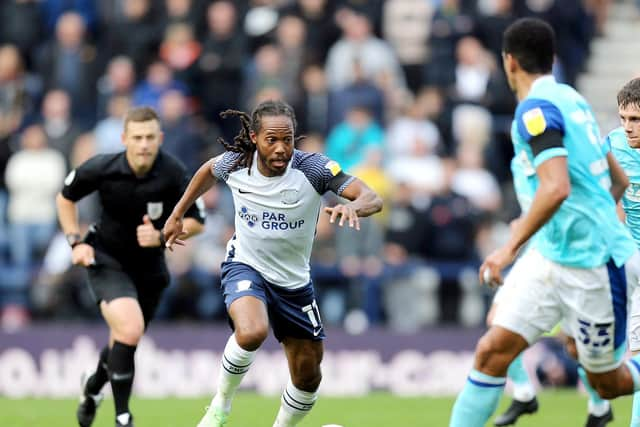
163, 100, 382, 427
450, 17, 640, 427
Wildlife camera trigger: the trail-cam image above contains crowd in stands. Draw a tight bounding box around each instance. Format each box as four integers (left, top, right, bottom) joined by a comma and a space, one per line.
0, 0, 603, 332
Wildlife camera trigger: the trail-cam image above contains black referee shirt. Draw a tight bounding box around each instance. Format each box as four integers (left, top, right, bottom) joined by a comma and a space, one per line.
62, 150, 205, 264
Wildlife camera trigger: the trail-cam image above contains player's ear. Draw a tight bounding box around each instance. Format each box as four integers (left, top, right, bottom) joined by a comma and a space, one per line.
158, 131, 164, 146
250, 130, 257, 145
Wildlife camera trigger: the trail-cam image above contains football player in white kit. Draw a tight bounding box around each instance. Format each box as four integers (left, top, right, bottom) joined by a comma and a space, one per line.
163, 100, 383, 427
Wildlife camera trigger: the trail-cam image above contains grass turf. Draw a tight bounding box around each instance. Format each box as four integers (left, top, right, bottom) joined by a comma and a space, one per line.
0, 390, 633, 426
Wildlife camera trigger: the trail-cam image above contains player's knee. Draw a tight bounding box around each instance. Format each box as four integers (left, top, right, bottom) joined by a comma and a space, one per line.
291, 367, 322, 392
112, 322, 144, 345
234, 325, 268, 351
590, 374, 624, 399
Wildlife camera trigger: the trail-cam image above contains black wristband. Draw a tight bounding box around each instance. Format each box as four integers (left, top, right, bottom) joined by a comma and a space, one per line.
158, 231, 166, 248
66, 233, 82, 248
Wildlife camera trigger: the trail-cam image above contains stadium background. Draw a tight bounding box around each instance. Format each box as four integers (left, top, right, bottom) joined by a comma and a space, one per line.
0, 0, 638, 426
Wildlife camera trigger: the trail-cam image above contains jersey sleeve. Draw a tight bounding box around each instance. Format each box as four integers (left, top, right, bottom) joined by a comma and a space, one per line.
516, 98, 568, 167
212, 151, 242, 182
293, 151, 355, 195
60, 155, 104, 201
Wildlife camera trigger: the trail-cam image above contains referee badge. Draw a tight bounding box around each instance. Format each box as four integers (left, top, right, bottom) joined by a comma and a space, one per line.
147, 202, 163, 220
280, 189, 300, 205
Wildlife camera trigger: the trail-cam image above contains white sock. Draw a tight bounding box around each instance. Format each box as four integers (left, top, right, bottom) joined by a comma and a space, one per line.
588, 399, 610, 417
273, 379, 318, 427
212, 334, 257, 413
512, 382, 536, 402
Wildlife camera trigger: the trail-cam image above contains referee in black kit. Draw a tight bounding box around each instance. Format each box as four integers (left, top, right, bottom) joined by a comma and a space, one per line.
56, 107, 205, 427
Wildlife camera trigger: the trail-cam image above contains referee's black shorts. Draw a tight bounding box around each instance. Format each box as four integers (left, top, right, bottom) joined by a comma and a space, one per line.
86, 248, 170, 327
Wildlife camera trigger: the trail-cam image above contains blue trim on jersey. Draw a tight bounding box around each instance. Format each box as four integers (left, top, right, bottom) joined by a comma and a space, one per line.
516, 98, 565, 143
630, 358, 640, 374
467, 378, 506, 388
607, 259, 627, 349
533, 147, 569, 168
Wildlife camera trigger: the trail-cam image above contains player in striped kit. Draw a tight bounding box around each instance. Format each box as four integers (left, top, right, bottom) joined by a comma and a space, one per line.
163, 100, 382, 427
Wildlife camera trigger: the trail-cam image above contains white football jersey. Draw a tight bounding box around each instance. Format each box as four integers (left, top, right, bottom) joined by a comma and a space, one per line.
213, 150, 354, 288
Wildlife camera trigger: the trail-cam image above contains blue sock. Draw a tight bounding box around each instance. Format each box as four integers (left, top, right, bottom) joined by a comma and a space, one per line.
577, 366, 609, 415
450, 369, 506, 427
507, 353, 528, 384
626, 355, 640, 391
632, 391, 640, 427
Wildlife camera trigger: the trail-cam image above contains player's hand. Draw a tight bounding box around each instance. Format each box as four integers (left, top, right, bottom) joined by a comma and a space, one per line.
72, 243, 95, 267
324, 204, 360, 230
479, 245, 518, 288
162, 214, 187, 251
137, 215, 162, 248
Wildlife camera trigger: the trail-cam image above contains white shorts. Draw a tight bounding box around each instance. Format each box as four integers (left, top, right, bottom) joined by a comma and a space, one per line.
494, 248, 630, 373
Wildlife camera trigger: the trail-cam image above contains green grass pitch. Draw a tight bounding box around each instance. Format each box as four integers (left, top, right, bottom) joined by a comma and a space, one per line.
0, 390, 633, 426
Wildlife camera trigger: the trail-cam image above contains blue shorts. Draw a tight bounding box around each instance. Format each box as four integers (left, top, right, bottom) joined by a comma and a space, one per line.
221, 261, 325, 342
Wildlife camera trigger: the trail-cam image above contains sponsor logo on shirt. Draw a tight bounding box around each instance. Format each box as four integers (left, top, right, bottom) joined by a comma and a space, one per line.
238, 206, 258, 227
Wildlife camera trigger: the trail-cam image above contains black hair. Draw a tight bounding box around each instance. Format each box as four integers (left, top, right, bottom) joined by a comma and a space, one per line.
617, 78, 640, 110
502, 18, 555, 74
218, 99, 303, 172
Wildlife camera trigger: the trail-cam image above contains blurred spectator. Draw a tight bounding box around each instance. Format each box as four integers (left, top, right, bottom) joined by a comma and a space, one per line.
450, 105, 502, 213
297, 64, 330, 135
382, 0, 434, 93
336, 0, 385, 36
35, 12, 99, 124
159, 23, 201, 86
0, 45, 42, 136
162, 0, 199, 30
274, 14, 307, 106
385, 88, 445, 195
451, 36, 494, 104
241, 44, 287, 109
474, 0, 516, 64
3, 124, 66, 328
196, 0, 247, 137
0, 1, 44, 66
41, 89, 83, 166
96, 56, 136, 120
159, 89, 210, 173
425, 0, 475, 88
40, 0, 97, 35
106, 0, 160, 75
338, 147, 392, 323
243, 0, 280, 53
280, 0, 340, 64
325, 6, 406, 92
325, 105, 384, 173
132, 60, 188, 111
328, 60, 385, 129
94, 95, 130, 154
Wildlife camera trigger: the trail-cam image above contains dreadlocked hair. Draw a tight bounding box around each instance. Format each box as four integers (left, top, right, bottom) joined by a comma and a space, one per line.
217, 100, 304, 173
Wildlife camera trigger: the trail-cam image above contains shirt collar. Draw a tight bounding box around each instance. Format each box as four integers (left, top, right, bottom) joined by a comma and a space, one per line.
117, 150, 162, 178
530, 74, 556, 91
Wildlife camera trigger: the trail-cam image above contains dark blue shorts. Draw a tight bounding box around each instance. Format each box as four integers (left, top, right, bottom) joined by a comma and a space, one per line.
221, 261, 325, 342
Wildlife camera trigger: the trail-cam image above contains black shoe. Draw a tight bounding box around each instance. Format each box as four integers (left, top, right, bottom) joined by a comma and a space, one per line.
494, 397, 539, 426
77, 371, 103, 427
585, 407, 613, 427
115, 412, 134, 427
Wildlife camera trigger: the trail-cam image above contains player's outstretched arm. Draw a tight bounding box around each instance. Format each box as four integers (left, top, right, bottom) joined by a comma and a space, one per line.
324, 177, 383, 230
164, 158, 217, 249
